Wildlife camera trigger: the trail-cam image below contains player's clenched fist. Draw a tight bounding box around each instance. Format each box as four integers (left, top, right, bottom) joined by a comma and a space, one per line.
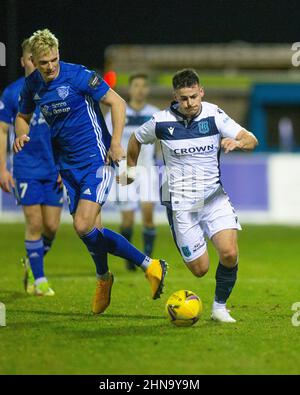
105, 141, 126, 166
13, 134, 30, 153
221, 137, 241, 154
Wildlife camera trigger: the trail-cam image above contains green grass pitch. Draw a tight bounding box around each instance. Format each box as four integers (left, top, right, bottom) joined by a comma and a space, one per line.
0, 223, 300, 375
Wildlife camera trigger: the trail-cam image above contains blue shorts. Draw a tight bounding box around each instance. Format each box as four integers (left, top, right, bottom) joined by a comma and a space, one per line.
60, 162, 114, 214
14, 178, 64, 207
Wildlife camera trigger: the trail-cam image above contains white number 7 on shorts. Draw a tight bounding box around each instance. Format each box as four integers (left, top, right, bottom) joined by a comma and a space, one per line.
19, 183, 28, 198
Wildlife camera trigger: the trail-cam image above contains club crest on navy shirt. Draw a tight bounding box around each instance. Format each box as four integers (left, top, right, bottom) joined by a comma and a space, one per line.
198, 120, 210, 134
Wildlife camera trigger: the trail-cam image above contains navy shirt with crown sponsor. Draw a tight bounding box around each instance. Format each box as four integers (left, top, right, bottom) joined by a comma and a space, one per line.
18, 61, 111, 170
0, 77, 58, 180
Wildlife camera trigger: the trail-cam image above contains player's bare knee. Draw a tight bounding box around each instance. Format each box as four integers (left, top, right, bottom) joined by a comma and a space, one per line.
186, 252, 210, 278
192, 265, 209, 278
25, 213, 42, 235
220, 248, 238, 267
122, 219, 134, 228
143, 218, 154, 228
44, 217, 60, 236
73, 216, 94, 236
142, 212, 154, 228
43, 222, 58, 238
188, 261, 209, 278
122, 211, 134, 228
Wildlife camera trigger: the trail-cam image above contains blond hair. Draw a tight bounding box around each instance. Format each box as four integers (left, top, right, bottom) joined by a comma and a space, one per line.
21, 38, 31, 55
29, 29, 59, 58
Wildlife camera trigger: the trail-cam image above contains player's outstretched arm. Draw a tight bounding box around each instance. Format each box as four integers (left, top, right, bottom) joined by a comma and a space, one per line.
118, 116, 156, 185
0, 121, 15, 192
127, 133, 142, 168
13, 112, 32, 153
101, 89, 126, 165
117, 134, 141, 186
221, 129, 258, 154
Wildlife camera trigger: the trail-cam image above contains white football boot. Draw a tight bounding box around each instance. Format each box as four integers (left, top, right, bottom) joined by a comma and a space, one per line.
211, 302, 236, 323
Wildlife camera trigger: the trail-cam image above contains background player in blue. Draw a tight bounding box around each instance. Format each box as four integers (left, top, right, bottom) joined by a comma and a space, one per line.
0, 38, 63, 296
105, 73, 159, 271
13, 29, 167, 315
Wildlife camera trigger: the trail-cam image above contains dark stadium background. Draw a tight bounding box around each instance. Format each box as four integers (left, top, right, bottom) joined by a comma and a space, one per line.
0, 0, 299, 87
1, 0, 300, 376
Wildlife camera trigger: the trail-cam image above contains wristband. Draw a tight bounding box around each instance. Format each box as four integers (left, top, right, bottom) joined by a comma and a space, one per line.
127, 166, 136, 180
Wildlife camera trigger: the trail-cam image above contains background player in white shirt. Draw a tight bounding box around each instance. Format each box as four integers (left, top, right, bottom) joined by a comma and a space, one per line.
124, 69, 258, 322
105, 73, 159, 270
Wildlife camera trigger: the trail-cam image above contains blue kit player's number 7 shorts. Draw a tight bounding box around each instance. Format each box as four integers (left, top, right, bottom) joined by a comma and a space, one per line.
14, 178, 64, 207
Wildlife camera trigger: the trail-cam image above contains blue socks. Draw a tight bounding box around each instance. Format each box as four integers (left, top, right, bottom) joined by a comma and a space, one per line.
215, 261, 238, 304
80, 228, 109, 276
25, 236, 55, 281
143, 227, 156, 256
120, 226, 156, 257
103, 228, 150, 268
25, 239, 45, 281
81, 227, 151, 276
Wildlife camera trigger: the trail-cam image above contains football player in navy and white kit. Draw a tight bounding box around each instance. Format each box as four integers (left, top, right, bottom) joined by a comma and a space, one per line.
13, 29, 167, 315
0, 38, 63, 296
105, 73, 159, 270
125, 69, 258, 323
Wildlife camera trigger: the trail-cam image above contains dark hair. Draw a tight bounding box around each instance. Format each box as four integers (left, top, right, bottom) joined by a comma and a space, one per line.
128, 72, 149, 85
172, 69, 200, 90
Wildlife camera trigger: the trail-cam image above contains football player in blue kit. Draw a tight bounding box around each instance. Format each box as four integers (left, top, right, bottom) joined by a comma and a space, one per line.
0, 38, 63, 296
13, 29, 167, 314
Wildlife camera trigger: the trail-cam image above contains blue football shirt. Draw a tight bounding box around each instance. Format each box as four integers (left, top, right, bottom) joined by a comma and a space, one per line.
0, 77, 58, 180
18, 61, 111, 170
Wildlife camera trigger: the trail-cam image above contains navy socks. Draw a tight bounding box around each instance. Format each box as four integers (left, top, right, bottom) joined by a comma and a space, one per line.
215, 261, 238, 304
143, 227, 156, 256
42, 234, 54, 256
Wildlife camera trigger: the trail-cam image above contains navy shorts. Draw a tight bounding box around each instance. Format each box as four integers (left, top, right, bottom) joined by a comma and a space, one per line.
14, 178, 64, 207
60, 162, 114, 214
